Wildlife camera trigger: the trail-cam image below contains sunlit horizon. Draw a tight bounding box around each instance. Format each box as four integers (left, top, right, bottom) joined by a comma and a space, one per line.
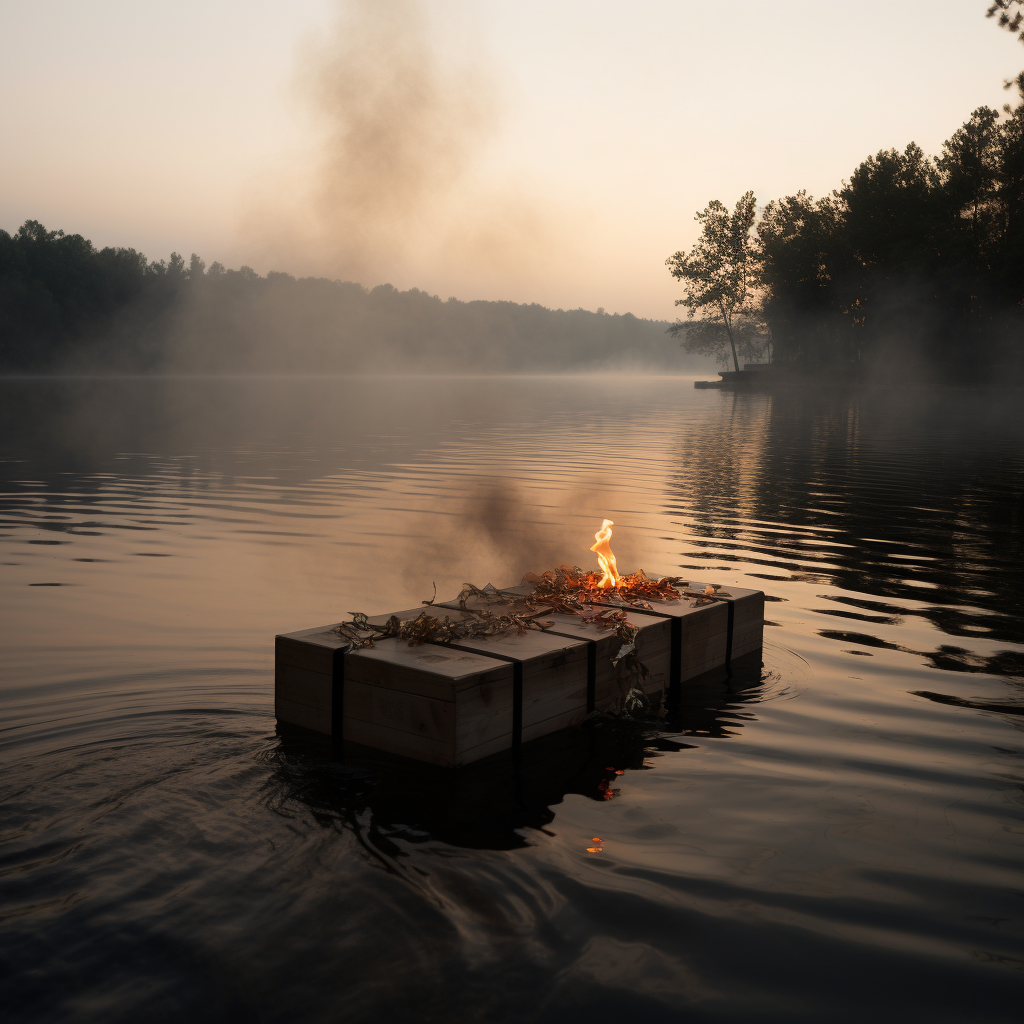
1, 0, 1021, 319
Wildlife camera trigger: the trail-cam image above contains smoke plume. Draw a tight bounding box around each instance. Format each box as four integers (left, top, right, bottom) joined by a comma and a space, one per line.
242, 0, 588, 302
298, 0, 493, 276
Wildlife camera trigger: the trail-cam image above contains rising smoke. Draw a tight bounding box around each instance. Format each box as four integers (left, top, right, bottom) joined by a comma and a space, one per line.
297, 0, 493, 278
243, 0, 587, 303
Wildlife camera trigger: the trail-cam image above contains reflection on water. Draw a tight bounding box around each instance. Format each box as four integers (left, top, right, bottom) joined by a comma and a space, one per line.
267, 653, 765, 853
2, 376, 1024, 1022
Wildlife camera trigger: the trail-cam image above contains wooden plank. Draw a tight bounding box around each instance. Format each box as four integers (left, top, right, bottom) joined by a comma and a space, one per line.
731, 625, 765, 660
346, 638, 509, 700
275, 662, 332, 711
343, 678, 456, 743
588, 591, 729, 683
683, 583, 765, 663
590, 588, 727, 632
440, 577, 762, 644
521, 705, 587, 744
706, 584, 765, 621
275, 616, 517, 764
438, 581, 737, 689
348, 627, 516, 763
679, 582, 765, 624
275, 695, 331, 735
342, 718, 455, 767
275, 627, 346, 675
433, 580, 739, 695
457, 730, 521, 765
455, 676, 515, 755
681, 639, 731, 681
277, 623, 350, 646
388, 595, 674, 703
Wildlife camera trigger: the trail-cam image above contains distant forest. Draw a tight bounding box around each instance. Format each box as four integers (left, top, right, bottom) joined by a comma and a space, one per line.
0, 223, 702, 375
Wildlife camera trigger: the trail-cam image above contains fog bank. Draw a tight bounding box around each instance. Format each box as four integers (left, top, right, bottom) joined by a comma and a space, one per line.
0, 222, 711, 374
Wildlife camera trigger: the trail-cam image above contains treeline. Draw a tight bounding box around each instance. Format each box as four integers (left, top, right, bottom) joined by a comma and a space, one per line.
759, 103, 1024, 376
0, 222, 698, 374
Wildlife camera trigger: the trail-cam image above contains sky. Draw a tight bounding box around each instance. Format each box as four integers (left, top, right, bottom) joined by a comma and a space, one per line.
2, 1, 1022, 320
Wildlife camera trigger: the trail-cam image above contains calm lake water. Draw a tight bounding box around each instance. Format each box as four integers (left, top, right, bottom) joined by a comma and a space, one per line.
2, 375, 1024, 1023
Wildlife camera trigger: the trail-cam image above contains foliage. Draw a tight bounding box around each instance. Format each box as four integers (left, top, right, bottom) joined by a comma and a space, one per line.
337, 607, 547, 649
989, 1, 1024, 45
0, 221, 167, 370
751, 105, 1024, 377
665, 192, 771, 372
989, 1, 1024, 96
664, 1, 1024, 379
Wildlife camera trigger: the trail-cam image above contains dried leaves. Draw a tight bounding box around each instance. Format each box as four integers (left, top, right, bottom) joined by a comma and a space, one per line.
331, 565, 730, 719
335, 607, 551, 651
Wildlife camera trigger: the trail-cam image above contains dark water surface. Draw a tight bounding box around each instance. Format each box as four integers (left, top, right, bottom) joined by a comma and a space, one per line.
2, 376, 1024, 1023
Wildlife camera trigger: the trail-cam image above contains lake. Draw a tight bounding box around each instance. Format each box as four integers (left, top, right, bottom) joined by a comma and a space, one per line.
2, 375, 1023, 1023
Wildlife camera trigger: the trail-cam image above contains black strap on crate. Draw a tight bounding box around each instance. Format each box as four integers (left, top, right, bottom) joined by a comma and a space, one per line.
586, 641, 597, 712
512, 661, 523, 752
669, 617, 682, 701
724, 600, 735, 678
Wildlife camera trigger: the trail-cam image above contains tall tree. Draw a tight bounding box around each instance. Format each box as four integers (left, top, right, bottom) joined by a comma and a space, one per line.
665, 191, 767, 372
937, 107, 1002, 258
758, 191, 852, 365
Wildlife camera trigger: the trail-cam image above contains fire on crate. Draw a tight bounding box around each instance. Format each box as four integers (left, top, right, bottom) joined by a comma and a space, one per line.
337, 520, 697, 645
332, 519, 722, 716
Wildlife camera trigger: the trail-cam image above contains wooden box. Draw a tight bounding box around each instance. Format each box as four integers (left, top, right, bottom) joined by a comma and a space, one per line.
276, 623, 518, 766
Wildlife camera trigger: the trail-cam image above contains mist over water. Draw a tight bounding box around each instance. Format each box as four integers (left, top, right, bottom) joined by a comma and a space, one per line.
2, 375, 1024, 1022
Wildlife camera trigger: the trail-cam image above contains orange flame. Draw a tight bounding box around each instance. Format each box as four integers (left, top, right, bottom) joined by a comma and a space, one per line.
590, 518, 622, 590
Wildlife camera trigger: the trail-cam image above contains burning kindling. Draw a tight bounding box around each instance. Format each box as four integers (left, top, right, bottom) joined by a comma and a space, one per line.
334, 519, 706, 652
590, 519, 622, 589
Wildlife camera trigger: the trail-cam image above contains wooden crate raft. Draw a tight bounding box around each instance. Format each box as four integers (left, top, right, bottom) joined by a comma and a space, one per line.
274, 578, 764, 766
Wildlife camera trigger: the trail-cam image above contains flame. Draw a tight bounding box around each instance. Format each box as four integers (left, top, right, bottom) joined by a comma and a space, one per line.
590, 518, 622, 590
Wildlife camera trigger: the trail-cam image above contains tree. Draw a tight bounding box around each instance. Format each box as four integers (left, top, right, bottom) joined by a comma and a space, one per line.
989, 1, 1024, 43
665, 191, 769, 372
989, 1, 1024, 96
758, 191, 853, 365
937, 107, 1002, 257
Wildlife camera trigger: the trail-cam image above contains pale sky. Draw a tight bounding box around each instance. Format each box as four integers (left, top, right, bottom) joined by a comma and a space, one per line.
2, 1, 1021, 319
